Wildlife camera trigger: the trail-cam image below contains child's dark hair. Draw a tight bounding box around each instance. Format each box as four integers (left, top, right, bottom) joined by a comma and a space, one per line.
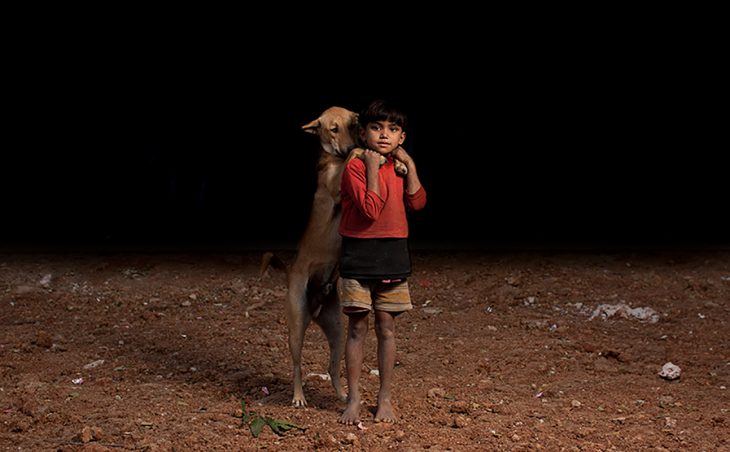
359, 99, 408, 131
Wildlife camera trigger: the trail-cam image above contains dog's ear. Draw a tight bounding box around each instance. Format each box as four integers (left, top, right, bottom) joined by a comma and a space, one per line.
349, 113, 359, 130
302, 118, 320, 134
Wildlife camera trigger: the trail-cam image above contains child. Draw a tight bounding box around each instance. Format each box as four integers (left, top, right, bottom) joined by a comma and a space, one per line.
338, 99, 427, 424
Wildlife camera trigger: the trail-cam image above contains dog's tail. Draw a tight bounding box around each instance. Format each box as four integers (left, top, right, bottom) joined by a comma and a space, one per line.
260, 252, 289, 278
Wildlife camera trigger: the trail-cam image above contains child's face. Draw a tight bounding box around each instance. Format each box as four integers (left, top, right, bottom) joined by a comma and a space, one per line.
360, 120, 405, 155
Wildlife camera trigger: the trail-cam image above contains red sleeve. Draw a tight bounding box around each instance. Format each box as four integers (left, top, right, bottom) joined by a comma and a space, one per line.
341, 159, 386, 220
406, 186, 427, 211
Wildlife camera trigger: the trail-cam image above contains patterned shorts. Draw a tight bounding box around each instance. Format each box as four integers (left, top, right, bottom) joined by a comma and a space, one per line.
339, 277, 413, 313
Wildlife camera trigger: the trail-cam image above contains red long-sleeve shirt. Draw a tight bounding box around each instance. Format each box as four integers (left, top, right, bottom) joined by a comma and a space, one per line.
339, 157, 426, 238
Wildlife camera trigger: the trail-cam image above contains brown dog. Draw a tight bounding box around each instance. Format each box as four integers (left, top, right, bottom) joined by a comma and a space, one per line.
283, 106, 358, 407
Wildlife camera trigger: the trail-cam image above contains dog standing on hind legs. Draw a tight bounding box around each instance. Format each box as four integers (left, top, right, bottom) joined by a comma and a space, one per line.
282, 106, 359, 407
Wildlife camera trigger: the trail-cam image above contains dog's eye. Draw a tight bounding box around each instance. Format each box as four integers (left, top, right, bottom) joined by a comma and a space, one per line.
330, 126, 339, 133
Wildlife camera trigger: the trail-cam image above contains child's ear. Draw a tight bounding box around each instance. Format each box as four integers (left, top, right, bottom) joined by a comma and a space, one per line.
399, 131, 406, 145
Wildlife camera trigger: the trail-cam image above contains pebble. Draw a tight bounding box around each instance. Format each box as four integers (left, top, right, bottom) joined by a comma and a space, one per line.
452, 415, 468, 428
658, 362, 681, 380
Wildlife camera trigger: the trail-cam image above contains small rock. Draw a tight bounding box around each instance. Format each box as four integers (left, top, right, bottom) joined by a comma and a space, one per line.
450, 401, 470, 414
343, 432, 358, 444
79, 425, 104, 443
452, 415, 468, 428
80, 426, 95, 443
658, 362, 681, 380
83, 359, 105, 370
39, 274, 53, 288
306, 372, 331, 381
180, 300, 192, 307
589, 303, 659, 323
571, 400, 581, 408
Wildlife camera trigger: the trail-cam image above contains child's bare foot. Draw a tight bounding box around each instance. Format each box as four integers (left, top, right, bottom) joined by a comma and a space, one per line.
374, 399, 396, 423
339, 398, 361, 425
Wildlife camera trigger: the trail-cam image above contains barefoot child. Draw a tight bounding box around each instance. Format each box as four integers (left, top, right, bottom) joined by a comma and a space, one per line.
337, 100, 427, 424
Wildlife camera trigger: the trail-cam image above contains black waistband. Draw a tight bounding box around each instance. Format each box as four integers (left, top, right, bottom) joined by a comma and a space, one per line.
340, 237, 411, 280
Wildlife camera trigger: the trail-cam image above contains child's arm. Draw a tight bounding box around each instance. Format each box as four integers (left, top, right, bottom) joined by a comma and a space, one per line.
392, 147, 422, 195
362, 149, 383, 198
341, 153, 387, 220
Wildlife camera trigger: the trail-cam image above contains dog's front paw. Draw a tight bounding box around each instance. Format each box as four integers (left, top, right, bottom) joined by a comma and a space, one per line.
394, 160, 408, 176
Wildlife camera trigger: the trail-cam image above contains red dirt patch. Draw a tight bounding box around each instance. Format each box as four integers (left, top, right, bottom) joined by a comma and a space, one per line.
1, 251, 728, 450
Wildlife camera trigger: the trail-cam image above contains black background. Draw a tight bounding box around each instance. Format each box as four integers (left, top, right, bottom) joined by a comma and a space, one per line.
3, 27, 725, 251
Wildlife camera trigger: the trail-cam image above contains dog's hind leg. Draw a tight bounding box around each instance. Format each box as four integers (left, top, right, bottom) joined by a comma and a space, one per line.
314, 289, 346, 402
285, 275, 311, 407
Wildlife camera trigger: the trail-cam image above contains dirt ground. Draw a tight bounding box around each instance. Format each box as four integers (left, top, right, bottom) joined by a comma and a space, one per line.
1, 250, 728, 451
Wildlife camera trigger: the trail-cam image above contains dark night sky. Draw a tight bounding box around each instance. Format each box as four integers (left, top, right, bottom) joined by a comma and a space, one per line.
3, 32, 726, 250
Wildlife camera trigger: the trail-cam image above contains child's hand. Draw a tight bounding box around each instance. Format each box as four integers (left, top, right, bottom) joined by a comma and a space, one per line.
363, 149, 383, 172
392, 146, 414, 166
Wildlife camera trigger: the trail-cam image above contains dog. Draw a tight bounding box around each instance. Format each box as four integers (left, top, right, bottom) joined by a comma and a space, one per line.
281, 106, 359, 407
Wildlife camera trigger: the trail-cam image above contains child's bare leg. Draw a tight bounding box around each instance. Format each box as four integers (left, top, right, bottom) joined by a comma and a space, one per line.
374, 310, 397, 423
339, 311, 369, 424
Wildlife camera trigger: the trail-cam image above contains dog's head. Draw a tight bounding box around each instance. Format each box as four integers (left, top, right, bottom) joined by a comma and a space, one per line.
302, 106, 359, 158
